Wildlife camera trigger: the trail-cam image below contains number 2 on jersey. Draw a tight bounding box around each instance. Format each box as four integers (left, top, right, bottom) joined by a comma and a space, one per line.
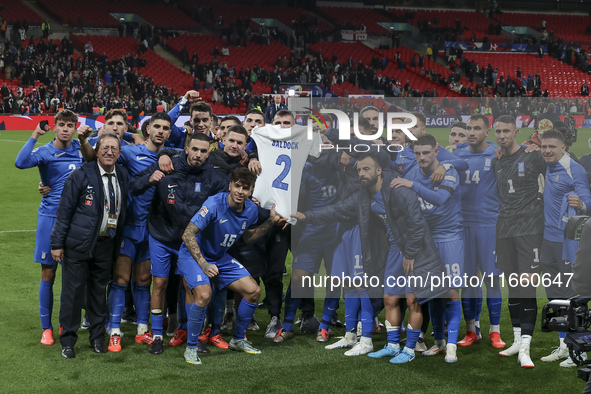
272, 154, 291, 191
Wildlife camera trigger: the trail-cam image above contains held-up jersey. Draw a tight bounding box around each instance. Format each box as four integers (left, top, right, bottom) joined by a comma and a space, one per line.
183, 192, 258, 261
15, 138, 83, 217
117, 144, 159, 226
452, 142, 500, 228
406, 165, 463, 242
543, 154, 591, 242
493, 147, 546, 238
251, 125, 321, 224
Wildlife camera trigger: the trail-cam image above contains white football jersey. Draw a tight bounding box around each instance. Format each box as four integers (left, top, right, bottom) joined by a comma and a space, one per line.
251, 124, 321, 224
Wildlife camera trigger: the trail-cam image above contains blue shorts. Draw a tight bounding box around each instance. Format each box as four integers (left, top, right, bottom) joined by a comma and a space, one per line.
178, 245, 251, 291
383, 246, 412, 296
149, 235, 179, 278
35, 215, 58, 265
436, 238, 465, 289
120, 225, 150, 264
464, 226, 501, 277
331, 225, 363, 280
292, 222, 338, 274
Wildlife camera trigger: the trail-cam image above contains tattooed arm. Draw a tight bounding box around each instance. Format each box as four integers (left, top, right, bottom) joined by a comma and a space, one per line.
242, 204, 285, 244
182, 222, 219, 278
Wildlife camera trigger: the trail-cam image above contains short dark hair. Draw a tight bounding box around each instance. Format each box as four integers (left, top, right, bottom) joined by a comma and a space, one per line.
226, 125, 249, 141
221, 115, 241, 126
540, 129, 565, 143
212, 113, 219, 127
188, 132, 210, 144
413, 133, 437, 148
96, 132, 120, 151
105, 109, 127, 122
245, 109, 264, 119
55, 109, 78, 124
450, 121, 466, 130
494, 115, 515, 128
360, 106, 379, 117
149, 112, 172, 126
190, 102, 212, 117
410, 111, 426, 126
231, 167, 256, 189
357, 152, 382, 168
470, 114, 490, 128
274, 109, 294, 122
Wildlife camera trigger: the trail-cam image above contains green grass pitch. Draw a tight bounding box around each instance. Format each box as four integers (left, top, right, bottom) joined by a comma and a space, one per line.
0, 128, 589, 393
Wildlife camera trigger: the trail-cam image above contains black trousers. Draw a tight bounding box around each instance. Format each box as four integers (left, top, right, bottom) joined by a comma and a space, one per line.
60, 237, 114, 348
263, 226, 290, 318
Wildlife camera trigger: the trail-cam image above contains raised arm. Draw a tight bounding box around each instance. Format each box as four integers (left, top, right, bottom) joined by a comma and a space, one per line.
15, 123, 49, 169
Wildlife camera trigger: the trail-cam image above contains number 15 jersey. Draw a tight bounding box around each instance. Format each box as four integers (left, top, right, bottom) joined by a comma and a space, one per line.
184, 192, 258, 261
251, 125, 321, 224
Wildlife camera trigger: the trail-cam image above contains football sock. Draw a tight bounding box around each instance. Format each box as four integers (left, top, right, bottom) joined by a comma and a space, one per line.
181, 303, 190, 331
319, 297, 339, 332
178, 291, 188, 330
39, 279, 53, 330
489, 324, 500, 334
151, 309, 164, 337
108, 283, 126, 330
429, 298, 446, 341
446, 299, 462, 345
487, 276, 502, 325
475, 289, 483, 323
520, 297, 537, 337
507, 295, 521, 328
385, 320, 400, 346
344, 289, 361, 333
234, 299, 257, 340
513, 326, 522, 343
559, 335, 566, 348
358, 289, 373, 338
187, 303, 206, 348
420, 302, 430, 335
521, 334, 532, 348
134, 283, 151, 326
405, 324, 421, 354
466, 319, 476, 334
461, 292, 477, 322
283, 286, 300, 332
210, 288, 226, 336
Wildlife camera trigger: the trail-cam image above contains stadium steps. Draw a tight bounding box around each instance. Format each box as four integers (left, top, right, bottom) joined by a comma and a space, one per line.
154, 44, 190, 74
22, 1, 69, 37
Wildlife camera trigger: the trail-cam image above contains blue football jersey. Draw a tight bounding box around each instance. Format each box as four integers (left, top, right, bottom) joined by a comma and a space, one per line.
15, 138, 83, 216
118, 144, 159, 225
188, 192, 258, 260
394, 144, 467, 179
406, 165, 463, 242
452, 142, 500, 227
300, 161, 338, 210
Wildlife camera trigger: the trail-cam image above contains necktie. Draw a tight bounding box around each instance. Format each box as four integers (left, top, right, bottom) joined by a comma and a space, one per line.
106, 173, 116, 237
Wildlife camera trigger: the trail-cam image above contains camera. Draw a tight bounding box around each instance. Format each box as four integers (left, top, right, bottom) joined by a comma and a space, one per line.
541, 299, 591, 381
566, 216, 590, 241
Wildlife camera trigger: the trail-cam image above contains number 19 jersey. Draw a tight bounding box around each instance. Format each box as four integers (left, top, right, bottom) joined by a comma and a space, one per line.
251, 125, 321, 224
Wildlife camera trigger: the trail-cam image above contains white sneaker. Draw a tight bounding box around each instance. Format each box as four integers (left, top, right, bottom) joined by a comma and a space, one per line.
344, 341, 374, 356
541, 346, 569, 362
415, 337, 428, 352
499, 341, 521, 357
423, 343, 446, 356
518, 346, 535, 368
264, 316, 281, 339
325, 333, 357, 350
560, 352, 587, 368
445, 343, 458, 363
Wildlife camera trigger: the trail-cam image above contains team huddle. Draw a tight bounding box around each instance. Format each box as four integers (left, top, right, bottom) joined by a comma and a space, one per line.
15, 92, 590, 368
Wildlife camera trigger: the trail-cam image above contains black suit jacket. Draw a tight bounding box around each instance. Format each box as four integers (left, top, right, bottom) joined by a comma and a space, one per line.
264, 102, 287, 123
51, 161, 128, 261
